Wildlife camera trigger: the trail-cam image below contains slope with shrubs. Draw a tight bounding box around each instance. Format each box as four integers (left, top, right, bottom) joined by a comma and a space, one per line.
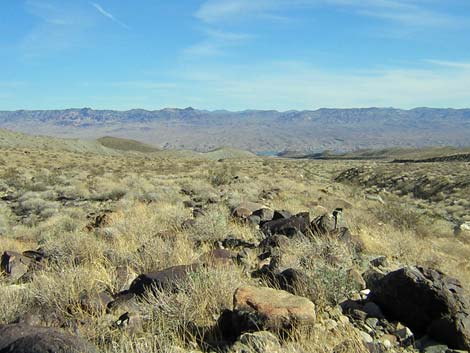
0, 144, 469, 353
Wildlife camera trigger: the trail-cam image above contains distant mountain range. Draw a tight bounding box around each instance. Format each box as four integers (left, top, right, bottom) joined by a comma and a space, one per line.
1, 107, 469, 153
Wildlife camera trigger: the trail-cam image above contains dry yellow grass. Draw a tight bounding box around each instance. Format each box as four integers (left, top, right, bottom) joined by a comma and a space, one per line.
0, 146, 469, 352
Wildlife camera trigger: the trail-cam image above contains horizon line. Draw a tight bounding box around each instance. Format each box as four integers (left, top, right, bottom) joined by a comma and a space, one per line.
2, 106, 470, 113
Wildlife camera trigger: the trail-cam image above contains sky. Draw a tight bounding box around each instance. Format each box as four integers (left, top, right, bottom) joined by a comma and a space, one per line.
1, 0, 470, 111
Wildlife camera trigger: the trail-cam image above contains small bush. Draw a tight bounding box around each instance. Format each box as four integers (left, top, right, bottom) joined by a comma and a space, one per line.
208, 164, 238, 186
17, 191, 60, 219
372, 202, 431, 237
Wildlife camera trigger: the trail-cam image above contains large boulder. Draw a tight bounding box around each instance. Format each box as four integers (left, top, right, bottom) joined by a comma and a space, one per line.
0, 323, 97, 353
128, 264, 201, 296
233, 285, 315, 332
261, 212, 311, 237
368, 266, 470, 350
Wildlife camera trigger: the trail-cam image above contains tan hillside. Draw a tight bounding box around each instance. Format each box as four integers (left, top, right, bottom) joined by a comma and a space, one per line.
0, 131, 469, 353
0, 128, 118, 155
97, 136, 160, 153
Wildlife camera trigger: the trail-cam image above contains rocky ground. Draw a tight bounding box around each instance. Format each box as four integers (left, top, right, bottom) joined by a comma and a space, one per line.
335, 162, 470, 230
1, 147, 470, 353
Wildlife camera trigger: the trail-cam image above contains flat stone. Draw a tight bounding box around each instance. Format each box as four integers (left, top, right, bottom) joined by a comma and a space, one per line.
366, 317, 379, 329
232, 285, 316, 332
231, 331, 281, 353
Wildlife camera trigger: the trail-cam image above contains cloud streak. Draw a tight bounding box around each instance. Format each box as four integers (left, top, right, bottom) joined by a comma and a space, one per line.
195, 0, 463, 28
21, 0, 94, 57
426, 59, 470, 70
189, 0, 467, 62
183, 29, 254, 57
195, 0, 276, 23
91, 2, 130, 29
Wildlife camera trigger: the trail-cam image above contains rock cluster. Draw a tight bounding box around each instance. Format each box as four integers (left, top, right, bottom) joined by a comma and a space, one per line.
2, 193, 470, 353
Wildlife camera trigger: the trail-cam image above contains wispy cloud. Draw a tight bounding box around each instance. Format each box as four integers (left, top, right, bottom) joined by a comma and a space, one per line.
25, 0, 84, 26
354, 4, 458, 27
21, 1, 94, 57
168, 59, 470, 110
195, 0, 276, 23
90, 2, 130, 29
426, 59, 470, 70
183, 29, 254, 57
184, 42, 222, 57
195, 0, 464, 28
190, 0, 464, 60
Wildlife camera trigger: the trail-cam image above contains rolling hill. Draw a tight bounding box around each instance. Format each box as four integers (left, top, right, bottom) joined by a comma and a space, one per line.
0, 128, 117, 155
0, 129, 257, 160
97, 136, 160, 153
279, 146, 470, 161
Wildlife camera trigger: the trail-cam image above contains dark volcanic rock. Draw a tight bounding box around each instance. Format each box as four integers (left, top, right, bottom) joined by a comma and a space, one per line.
259, 234, 291, 250
369, 266, 470, 350
252, 265, 314, 297
0, 323, 97, 353
128, 264, 200, 296
218, 237, 256, 250
310, 214, 335, 235
272, 210, 292, 221
252, 208, 274, 222
261, 212, 310, 237
276, 268, 312, 293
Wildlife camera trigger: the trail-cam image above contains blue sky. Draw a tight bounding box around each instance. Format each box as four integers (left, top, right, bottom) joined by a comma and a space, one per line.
1, 0, 470, 110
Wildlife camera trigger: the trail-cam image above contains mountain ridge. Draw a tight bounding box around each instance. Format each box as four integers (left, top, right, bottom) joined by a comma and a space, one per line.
1, 107, 469, 153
